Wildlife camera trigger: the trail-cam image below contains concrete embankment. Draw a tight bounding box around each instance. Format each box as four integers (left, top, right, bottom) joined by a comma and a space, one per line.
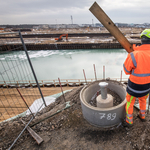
0, 42, 139, 51
0, 32, 140, 51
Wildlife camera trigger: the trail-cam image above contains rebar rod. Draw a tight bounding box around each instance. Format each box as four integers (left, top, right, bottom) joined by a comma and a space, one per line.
83, 69, 87, 85
103, 66, 105, 79
93, 64, 97, 81
58, 78, 66, 102
16, 88, 34, 118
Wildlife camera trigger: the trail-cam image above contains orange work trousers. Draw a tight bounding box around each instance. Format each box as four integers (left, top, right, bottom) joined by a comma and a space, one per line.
125, 93, 149, 124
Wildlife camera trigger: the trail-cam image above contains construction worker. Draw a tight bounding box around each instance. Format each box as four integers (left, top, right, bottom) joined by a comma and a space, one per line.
123, 29, 150, 127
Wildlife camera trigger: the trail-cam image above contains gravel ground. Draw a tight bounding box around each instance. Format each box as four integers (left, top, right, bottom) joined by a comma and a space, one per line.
89, 88, 122, 107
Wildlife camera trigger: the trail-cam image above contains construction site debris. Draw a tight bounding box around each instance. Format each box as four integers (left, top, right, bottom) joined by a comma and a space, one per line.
1, 86, 150, 150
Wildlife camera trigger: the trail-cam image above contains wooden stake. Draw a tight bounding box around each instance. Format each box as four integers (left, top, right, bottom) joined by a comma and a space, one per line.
83, 69, 87, 84
120, 70, 122, 82
103, 66, 105, 79
93, 64, 97, 81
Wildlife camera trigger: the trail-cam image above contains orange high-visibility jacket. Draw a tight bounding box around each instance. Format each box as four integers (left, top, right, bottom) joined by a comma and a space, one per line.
123, 44, 150, 85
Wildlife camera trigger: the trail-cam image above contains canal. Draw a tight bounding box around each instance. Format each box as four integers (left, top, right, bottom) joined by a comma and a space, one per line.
0, 49, 128, 81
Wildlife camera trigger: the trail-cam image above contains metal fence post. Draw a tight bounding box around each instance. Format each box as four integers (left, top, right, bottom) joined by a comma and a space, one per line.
19, 31, 47, 107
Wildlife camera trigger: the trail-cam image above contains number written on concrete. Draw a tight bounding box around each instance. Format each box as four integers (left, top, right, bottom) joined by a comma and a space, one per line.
99, 113, 116, 120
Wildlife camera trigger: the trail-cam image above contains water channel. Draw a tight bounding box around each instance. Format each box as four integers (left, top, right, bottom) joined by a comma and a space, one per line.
0, 49, 129, 81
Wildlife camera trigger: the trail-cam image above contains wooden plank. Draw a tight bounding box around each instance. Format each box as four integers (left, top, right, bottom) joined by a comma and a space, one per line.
89, 2, 134, 53
21, 119, 44, 145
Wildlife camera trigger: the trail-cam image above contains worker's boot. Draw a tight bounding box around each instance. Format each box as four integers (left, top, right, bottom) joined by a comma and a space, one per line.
137, 114, 146, 122
122, 120, 133, 127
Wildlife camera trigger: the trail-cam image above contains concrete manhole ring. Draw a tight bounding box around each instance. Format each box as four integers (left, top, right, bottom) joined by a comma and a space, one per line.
80, 80, 127, 127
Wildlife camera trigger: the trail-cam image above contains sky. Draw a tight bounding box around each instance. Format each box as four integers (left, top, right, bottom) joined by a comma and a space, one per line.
0, 0, 149, 25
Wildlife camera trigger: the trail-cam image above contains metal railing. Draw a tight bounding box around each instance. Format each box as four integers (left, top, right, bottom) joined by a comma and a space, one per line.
0, 77, 128, 88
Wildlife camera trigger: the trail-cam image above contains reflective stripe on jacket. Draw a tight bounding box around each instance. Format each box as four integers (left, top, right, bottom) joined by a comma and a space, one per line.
126, 79, 150, 97
123, 44, 150, 85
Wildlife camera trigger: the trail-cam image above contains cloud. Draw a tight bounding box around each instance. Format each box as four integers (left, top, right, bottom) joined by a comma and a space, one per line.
1, 0, 94, 14
94, 0, 150, 24
0, 0, 150, 24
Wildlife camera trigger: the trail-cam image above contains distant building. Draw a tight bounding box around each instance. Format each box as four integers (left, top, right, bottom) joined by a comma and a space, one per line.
95, 23, 103, 27
48, 24, 80, 29
135, 24, 145, 28
0, 23, 149, 30
143, 23, 150, 28
115, 23, 128, 27
80, 24, 91, 27
128, 23, 135, 27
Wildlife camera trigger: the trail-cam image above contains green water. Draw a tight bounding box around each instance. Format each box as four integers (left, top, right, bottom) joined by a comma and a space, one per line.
0, 49, 128, 81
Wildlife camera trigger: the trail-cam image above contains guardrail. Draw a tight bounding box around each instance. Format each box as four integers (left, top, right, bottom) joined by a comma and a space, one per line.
0, 78, 128, 88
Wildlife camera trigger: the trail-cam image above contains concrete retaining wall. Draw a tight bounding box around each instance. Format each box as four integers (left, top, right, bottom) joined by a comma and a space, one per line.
0, 43, 129, 51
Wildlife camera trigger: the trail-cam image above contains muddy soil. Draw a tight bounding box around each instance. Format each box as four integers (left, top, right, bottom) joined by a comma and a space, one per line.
1, 86, 150, 150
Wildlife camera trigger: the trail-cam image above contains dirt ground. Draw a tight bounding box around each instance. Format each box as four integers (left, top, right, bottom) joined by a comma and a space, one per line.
1, 85, 150, 150
0, 27, 142, 45
26, 27, 142, 44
